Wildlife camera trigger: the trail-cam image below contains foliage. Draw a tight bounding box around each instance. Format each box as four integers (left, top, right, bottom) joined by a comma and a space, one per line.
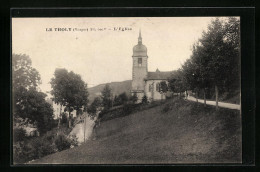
61, 112, 68, 124
13, 126, 77, 164
88, 97, 102, 118
13, 127, 27, 143
168, 17, 240, 102
142, 95, 148, 104
12, 54, 55, 135
113, 92, 129, 106
54, 133, 72, 151
50, 68, 89, 127
12, 54, 41, 91
159, 81, 168, 93
168, 69, 186, 93
101, 84, 113, 110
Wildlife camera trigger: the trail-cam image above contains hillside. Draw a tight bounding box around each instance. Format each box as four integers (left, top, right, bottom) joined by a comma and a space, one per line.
31, 99, 241, 164
88, 80, 132, 103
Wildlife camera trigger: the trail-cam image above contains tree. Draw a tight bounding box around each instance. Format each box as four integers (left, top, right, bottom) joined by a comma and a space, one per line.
12, 54, 41, 91
50, 68, 89, 128
197, 17, 240, 109
114, 92, 128, 106
87, 97, 102, 118
142, 95, 148, 104
159, 81, 168, 99
168, 69, 186, 98
101, 84, 113, 110
181, 17, 240, 109
12, 54, 54, 134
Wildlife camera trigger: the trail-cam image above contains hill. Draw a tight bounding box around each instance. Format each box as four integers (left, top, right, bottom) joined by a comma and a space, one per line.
88, 80, 132, 103
30, 99, 241, 164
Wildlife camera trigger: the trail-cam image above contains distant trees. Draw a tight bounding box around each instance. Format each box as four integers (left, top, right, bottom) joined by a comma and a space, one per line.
87, 97, 102, 118
113, 92, 129, 106
168, 17, 240, 109
101, 84, 113, 110
12, 54, 54, 135
168, 69, 186, 98
50, 68, 89, 128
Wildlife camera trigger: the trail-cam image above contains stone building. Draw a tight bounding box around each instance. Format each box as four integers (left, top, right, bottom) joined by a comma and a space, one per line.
131, 30, 172, 102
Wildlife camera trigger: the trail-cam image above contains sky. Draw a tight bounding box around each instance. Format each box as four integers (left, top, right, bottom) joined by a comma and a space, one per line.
12, 17, 216, 96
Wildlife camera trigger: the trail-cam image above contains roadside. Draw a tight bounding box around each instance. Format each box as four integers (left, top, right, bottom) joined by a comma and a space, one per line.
186, 96, 240, 110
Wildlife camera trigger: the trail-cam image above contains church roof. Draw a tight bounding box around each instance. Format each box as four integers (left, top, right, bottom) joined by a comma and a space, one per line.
132, 29, 148, 57
146, 69, 172, 80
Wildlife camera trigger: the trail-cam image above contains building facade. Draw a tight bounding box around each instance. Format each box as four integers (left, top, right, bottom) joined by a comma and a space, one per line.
131, 30, 172, 102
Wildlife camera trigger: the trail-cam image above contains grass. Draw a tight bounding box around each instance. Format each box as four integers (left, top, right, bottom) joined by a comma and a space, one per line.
30, 98, 241, 164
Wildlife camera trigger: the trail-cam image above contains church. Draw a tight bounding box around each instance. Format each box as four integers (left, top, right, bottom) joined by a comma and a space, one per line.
131, 30, 172, 102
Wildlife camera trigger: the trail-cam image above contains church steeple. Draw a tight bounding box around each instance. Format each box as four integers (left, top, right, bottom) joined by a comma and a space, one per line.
138, 29, 142, 44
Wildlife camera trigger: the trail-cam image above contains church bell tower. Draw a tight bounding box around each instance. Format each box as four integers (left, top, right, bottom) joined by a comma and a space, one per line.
131, 30, 148, 100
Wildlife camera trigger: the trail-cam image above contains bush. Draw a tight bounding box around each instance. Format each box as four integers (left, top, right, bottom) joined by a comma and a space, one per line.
13, 127, 27, 143
54, 133, 71, 151
13, 134, 56, 164
13, 126, 77, 164
61, 112, 68, 124
142, 95, 148, 104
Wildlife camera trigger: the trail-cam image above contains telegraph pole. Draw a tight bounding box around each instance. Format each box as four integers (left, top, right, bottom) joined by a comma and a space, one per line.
83, 112, 87, 143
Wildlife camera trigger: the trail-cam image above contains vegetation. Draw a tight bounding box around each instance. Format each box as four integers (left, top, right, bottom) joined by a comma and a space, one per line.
100, 84, 113, 110
13, 126, 78, 164
30, 98, 241, 164
12, 54, 55, 135
113, 92, 129, 106
141, 95, 148, 104
87, 97, 102, 118
168, 17, 240, 107
50, 68, 89, 128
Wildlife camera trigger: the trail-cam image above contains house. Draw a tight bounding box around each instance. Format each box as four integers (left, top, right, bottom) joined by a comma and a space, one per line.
46, 98, 77, 119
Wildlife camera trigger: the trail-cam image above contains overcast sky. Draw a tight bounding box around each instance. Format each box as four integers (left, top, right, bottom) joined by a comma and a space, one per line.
12, 17, 216, 95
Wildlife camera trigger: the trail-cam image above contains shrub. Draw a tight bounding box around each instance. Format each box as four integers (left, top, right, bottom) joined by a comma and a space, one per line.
13, 127, 27, 143
61, 112, 68, 124
142, 95, 148, 104
54, 133, 71, 151
29, 137, 56, 159
68, 134, 79, 147
13, 126, 76, 164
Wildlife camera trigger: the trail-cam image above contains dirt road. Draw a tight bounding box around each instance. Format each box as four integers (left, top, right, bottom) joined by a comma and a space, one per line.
187, 96, 240, 110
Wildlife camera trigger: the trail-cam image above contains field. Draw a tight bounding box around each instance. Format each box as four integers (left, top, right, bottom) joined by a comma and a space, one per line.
31, 99, 241, 164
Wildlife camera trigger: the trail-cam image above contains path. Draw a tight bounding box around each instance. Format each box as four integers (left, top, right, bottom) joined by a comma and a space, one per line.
186, 96, 240, 110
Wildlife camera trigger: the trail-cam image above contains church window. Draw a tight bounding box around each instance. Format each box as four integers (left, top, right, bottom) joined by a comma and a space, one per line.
149, 84, 153, 92
138, 58, 142, 67
156, 83, 160, 92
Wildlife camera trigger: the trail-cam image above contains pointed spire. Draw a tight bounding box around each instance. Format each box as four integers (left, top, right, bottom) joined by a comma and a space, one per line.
138, 28, 142, 44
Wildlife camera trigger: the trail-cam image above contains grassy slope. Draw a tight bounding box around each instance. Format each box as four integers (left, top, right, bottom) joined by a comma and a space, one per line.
31, 99, 241, 164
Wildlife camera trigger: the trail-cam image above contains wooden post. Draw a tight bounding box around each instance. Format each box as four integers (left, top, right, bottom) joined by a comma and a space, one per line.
203, 88, 206, 107
196, 90, 198, 103
83, 113, 87, 143
58, 104, 62, 128
215, 85, 219, 110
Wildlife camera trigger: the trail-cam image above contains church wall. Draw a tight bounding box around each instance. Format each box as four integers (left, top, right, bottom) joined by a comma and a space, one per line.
145, 80, 168, 101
